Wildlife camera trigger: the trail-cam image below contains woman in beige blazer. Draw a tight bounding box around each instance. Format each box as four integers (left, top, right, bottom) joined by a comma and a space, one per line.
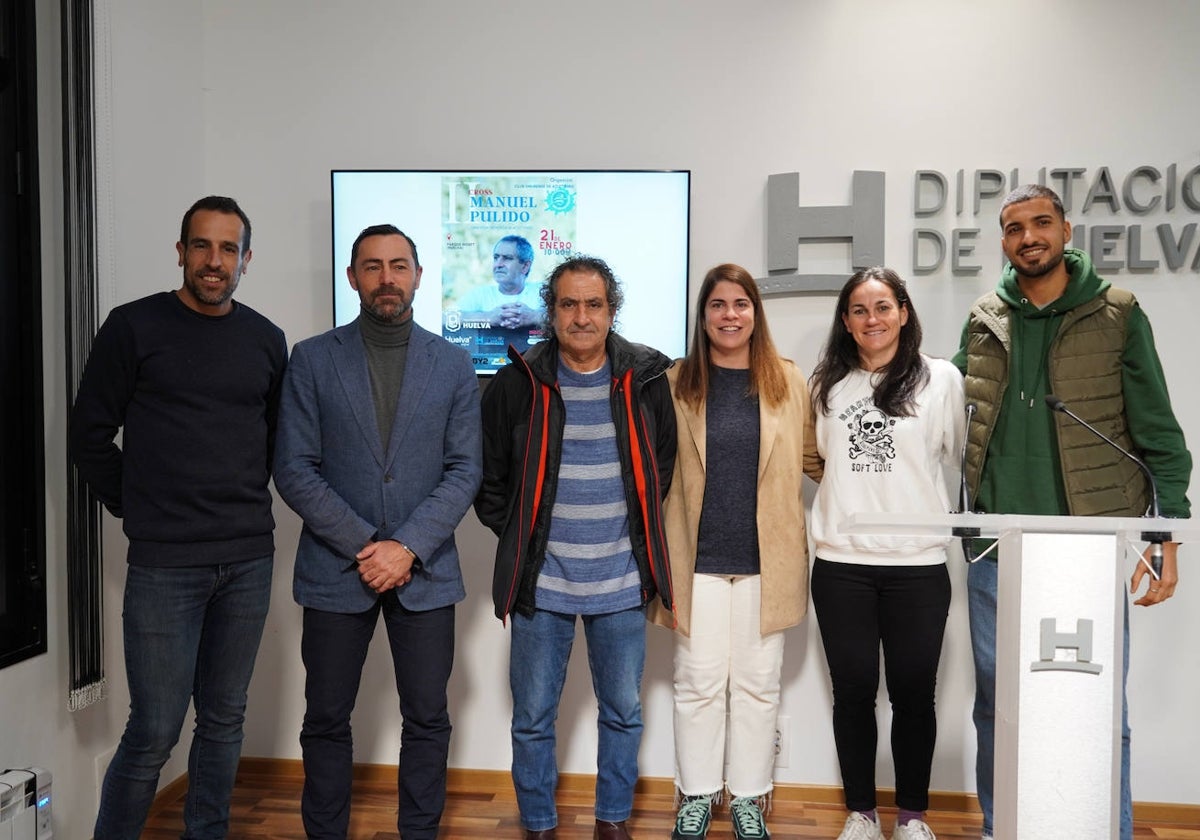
649, 263, 823, 840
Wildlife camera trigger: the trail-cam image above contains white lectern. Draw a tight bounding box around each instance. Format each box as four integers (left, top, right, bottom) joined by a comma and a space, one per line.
842, 512, 1195, 840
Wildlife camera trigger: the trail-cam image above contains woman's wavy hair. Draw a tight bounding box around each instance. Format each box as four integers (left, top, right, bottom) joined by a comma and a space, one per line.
809, 266, 928, 417
674, 263, 789, 408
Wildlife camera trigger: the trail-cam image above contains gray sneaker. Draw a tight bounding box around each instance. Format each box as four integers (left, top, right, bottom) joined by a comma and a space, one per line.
729, 796, 770, 840
892, 819, 936, 840
836, 812, 884, 840
671, 794, 714, 839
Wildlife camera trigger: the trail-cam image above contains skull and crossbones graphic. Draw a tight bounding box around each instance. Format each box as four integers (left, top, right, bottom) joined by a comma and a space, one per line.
848, 408, 895, 463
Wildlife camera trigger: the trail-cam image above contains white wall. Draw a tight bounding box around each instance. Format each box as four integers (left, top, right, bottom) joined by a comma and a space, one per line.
6, 0, 1199, 835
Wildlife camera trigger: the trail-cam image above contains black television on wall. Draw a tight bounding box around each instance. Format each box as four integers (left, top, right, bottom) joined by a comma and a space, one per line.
331, 169, 691, 375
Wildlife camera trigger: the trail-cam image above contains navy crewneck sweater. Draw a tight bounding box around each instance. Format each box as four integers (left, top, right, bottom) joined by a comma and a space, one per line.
70, 291, 288, 566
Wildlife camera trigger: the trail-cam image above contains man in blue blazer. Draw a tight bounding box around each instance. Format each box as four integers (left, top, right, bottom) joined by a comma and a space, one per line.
274, 224, 483, 840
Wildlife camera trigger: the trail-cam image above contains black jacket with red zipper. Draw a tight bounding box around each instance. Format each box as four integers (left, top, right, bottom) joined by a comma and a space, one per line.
475, 333, 676, 622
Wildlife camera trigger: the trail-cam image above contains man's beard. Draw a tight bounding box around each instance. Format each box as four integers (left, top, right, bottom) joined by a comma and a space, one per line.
367, 288, 410, 322
1015, 247, 1064, 279
185, 272, 238, 307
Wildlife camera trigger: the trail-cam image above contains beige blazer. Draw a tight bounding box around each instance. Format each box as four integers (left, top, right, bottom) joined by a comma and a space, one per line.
649, 361, 823, 637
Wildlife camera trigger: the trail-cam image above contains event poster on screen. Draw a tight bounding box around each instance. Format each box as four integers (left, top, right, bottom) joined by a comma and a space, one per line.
440, 174, 578, 367
331, 170, 690, 375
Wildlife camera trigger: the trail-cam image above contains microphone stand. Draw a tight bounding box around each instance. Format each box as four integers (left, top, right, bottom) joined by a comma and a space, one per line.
953, 403, 982, 560
1044, 394, 1170, 579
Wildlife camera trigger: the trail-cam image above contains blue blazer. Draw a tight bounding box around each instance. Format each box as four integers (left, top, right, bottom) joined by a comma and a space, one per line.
274, 319, 482, 613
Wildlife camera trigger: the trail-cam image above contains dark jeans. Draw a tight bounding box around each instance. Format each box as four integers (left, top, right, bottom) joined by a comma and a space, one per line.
300, 599, 455, 840
94, 556, 273, 840
811, 558, 951, 813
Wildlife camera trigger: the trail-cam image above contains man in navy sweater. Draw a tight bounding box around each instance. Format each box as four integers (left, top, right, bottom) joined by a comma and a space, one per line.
70, 196, 287, 840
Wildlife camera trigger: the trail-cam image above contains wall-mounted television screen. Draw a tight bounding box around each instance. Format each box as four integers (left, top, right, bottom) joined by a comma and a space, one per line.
331, 170, 691, 375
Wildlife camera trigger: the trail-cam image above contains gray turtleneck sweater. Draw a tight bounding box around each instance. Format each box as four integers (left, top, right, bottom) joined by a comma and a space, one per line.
359, 306, 413, 448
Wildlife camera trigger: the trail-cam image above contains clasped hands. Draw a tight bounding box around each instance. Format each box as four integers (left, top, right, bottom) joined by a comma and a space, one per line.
356, 539, 415, 593
487, 301, 538, 330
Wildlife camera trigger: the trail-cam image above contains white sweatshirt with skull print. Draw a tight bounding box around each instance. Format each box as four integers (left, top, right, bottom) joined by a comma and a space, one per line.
810, 355, 965, 566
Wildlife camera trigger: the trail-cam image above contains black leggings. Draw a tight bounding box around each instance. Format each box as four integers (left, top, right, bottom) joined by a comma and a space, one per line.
811, 558, 951, 812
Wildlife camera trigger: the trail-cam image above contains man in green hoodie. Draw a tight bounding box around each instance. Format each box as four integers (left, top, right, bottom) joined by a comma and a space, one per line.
953, 184, 1191, 840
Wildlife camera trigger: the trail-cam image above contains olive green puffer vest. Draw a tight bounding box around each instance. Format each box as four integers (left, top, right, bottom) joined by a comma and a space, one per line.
963, 288, 1150, 517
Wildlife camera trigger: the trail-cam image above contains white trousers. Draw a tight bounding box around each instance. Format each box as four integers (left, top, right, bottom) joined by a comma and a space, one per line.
672, 573, 785, 798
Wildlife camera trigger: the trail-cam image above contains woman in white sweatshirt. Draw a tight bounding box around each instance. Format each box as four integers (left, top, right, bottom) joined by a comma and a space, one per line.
808, 267, 964, 840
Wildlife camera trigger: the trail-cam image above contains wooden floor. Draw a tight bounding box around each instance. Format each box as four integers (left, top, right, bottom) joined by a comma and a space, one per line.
141, 764, 1200, 839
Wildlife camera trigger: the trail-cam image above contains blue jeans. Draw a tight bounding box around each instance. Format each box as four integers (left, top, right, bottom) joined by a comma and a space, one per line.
300, 601, 455, 840
968, 556, 1132, 839
94, 556, 272, 840
509, 607, 646, 831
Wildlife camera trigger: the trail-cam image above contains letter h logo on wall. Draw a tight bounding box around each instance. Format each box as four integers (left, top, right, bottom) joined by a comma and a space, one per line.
757, 170, 886, 296
1030, 617, 1103, 675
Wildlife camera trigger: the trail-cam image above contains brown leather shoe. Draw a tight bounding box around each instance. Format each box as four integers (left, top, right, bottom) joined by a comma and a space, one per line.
524, 830, 557, 840
593, 819, 633, 840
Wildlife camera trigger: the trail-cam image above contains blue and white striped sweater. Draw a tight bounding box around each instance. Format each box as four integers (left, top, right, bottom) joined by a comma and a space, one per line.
536, 362, 641, 615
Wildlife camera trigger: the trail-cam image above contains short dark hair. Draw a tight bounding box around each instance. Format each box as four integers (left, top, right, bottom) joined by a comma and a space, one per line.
180, 196, 251, 252
999, 184, 1065, 227
349, 224, 420, 269
496, 234, 534, 266
540, 255, 624, 337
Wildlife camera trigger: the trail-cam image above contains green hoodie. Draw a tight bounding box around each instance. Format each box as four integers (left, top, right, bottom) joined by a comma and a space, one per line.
953, 249, 1191, 519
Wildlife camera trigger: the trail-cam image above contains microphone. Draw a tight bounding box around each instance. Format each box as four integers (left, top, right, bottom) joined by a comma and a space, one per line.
957, 403, 977, 516
953, 403, 981, 556
1043, 394, 1170, 578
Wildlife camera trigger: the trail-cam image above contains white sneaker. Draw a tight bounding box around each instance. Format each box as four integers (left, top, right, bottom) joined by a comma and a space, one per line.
892, 819, 936, 840
836, 811, 884, 840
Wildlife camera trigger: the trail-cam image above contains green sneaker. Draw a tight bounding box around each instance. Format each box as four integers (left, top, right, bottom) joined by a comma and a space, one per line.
729, 796, 770, 840
671, 794, 714, 839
